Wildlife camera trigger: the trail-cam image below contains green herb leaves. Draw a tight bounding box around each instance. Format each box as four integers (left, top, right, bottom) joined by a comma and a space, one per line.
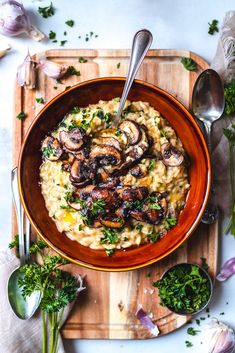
36, 97, 45, 104
101, 227, 119, 245
181, 57, 197, 71
16, 112, 27, 120
67, 66, 81, 76
147, 159, 155, 171
38, 2, 55, 18
65, 20, 74, 27
187, 327, 200, 336
208, 19, 219, 35
224, 80, 235, 116
153, 264, 211, 314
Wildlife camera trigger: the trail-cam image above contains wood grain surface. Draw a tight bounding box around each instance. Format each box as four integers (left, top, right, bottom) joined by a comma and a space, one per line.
13, 49, 218, 339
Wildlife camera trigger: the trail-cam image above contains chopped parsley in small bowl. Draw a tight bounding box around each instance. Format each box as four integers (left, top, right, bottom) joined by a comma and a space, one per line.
153, 263, 213, 315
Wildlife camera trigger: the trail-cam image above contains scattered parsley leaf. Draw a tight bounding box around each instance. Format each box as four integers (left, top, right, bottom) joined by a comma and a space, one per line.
147, 159, 155, 171
147, 231, 160, 243
38, 2, 55, 18
78, 57, 88, 63
200, 256, 209, 270
115, 130, 121, 137
65, 20, 74, 27
187, 327, 200, 336
55, 79, 62, 84
117, 62, 121, 69
208, 19, 219, 35
101, 227, 119, 245
181, 57, 197, 71
16, 112, 27, 120
60, 40, 67, 47
113, 97, 120, 102
163, 217, 177, 230
49, 30, 56, 40
67, 66, 81, 76
136, 224, 143, 233
64, 31, 67, 36
185, 341, 193, 348
36, 97, 45, 104
105, 249, 115, 256
69, 106, 80, 114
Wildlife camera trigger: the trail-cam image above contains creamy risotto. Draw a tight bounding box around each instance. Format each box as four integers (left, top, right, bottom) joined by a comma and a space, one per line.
40, 98, 190, 256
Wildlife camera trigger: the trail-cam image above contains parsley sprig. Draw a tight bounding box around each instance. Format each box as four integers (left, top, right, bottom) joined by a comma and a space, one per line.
208, 19, 219, 35
181, 57, 197, 71
38, 2, 55, 18
223, 125, 235, 237
9, 237, 85, 353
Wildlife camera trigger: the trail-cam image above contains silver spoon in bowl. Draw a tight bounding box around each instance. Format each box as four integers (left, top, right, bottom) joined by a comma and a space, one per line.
8, 167, 41, 319
192, 69, 225, 224
113, 29, 153, 126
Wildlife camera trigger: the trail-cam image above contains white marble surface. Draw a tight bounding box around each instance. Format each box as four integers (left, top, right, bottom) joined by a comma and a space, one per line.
0, 0, 235, 352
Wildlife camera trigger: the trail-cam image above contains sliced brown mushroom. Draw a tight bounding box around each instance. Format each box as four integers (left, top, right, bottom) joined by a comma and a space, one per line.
130, 210, 147, 222
98, 177, 120, 189
115, 204, 131, 219
41, 136, 63, 161
161, 143, 184, 166
100, 214, 124, 228
118, 186, 149, 202
74, 185, 95, 200
130, 165, 147, 178
89, 145, 122, 167
91, 187, 119, 208
59, 128, 86, 151
93, 137, 122, 151
61, 153, 75, 172
89, 219, 102, 228
118, 120, 141, 145
125, 127, 149, 160
70, 160, 94, 186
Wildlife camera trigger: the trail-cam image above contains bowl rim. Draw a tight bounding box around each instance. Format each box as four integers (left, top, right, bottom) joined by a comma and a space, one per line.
18, 76, 211, 272
159, 262, 213, 315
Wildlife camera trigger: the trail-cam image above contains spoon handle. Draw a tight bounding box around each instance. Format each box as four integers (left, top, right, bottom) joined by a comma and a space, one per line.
11, 167, 26, 266
114, 29, 153, 126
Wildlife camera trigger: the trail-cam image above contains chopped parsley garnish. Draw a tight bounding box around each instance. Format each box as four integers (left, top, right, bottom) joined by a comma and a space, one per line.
91, 199, 106, 215
78, 224, 83, 231
147, 231, 160, 243
185, 341, 193, 348
147, 159, 155, 171
67, 120, 80, 131
42, 146, 55, 158
36, 97, 44, 104
135, 224, 143, 233
69, 106, 80, 114
65, 86, 71, 90
180, 57, 197, 71
65, 20, 74, 27
60, 40, 67, 47
55, 79, 62, 84
16, 112, 27, 120
67, 66, 81, 76
105, 249, 115, 256
153, 264, 211, 314
160, 128, 167, 137
78, 57, 88, 63
49, 30, 56, 40
123, 104, 134, 116
115, 130, 121, 137
187, 327, 200, 336
38, 2, 55, 18
113, 97, 120, 102
64, 31, 67, 36
60, 205, 74, 210
117, 62, 121, 69
208, 19, 219, 35
95, 109, 112, 128
200, 256, 209, 270
100, 227, 119, 245
149, 203, 161, 210
59, 121, 67, 128
224, 80, 235, 115
163, 217, 177, 230
195, 319, 200, 326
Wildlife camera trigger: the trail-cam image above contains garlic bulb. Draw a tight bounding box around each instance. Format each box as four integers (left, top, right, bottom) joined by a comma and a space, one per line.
0, 0, 44, 41
17, 52, 37, 89
38, 57, 67, 79
202, 318, 235, 353
0, 41, 10, 58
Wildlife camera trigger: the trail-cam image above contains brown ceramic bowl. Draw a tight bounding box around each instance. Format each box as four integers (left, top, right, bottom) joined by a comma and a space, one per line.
18, 77, 211, 271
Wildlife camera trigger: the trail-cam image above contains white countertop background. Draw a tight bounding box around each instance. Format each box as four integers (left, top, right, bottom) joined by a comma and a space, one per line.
0, 1, 235, 352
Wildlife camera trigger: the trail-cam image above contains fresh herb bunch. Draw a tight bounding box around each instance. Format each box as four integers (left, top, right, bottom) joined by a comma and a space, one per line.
10, 236, 84, 353
223, 125, 235, 237
180, 57, 197, 72
153, 264, 211, 314
224, 80, 235, 116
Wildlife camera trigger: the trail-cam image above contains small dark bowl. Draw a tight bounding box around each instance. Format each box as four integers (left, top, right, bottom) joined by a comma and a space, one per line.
18, 77, 211, 271
159, 263, 213, 315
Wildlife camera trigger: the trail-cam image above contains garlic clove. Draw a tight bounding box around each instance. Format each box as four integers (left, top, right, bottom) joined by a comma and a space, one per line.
202, 318, 235, 353
17, 52, 37, 89
0, 41, 11, 58
38, 57, 67, 79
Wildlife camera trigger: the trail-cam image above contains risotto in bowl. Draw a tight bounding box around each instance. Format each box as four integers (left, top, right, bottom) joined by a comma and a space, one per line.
18, 78, 211, 271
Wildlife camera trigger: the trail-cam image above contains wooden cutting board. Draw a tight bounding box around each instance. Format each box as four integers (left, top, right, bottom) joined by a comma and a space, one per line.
13, 49, 218, 339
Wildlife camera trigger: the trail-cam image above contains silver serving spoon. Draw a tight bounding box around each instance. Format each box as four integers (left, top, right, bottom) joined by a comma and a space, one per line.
8, 167, 41, 319
192, 69, 225, 224
113, 29, 153, 126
